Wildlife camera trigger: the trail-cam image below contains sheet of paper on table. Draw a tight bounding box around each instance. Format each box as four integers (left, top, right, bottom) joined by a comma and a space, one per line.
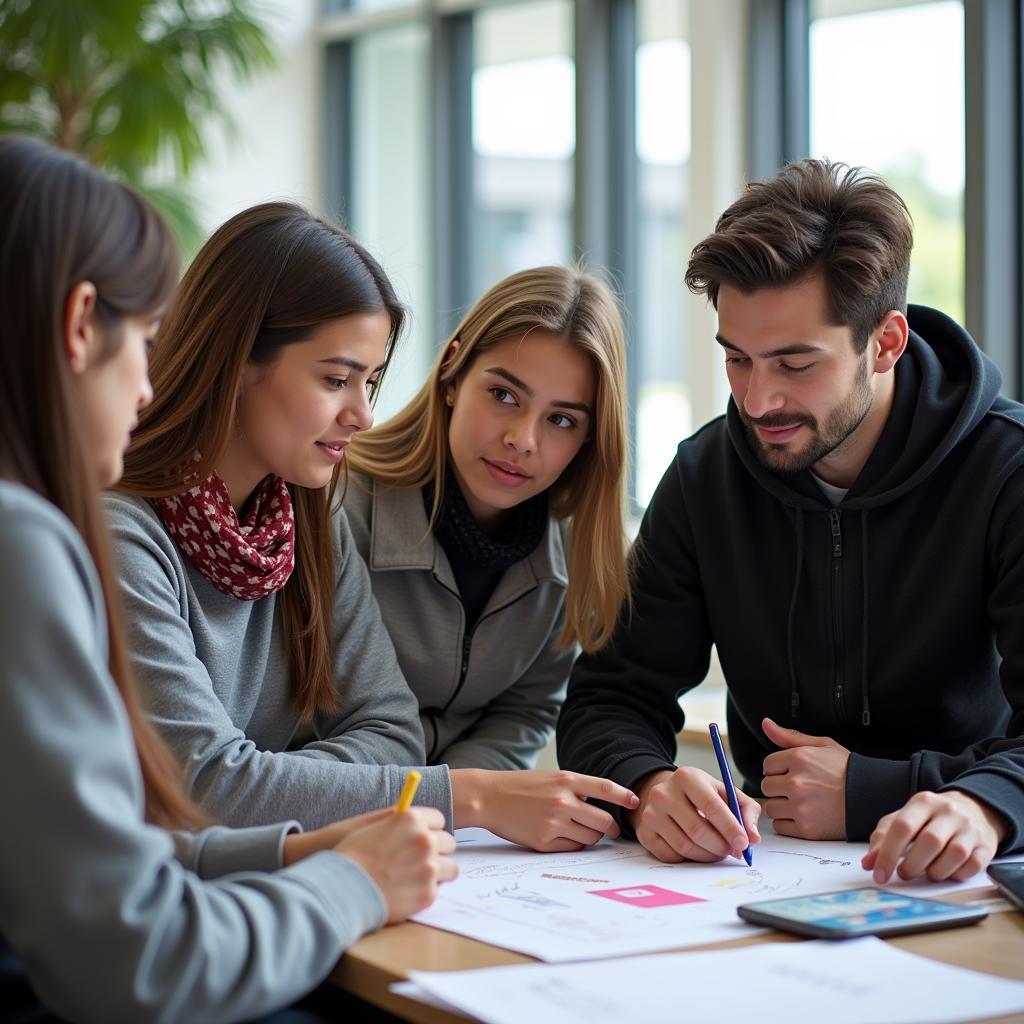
399, 937, 1024, 1024
412, 826, 1020, 961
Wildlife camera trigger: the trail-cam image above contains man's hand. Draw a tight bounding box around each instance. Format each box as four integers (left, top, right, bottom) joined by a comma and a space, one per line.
862, 790, 1007, 883
630, 766, 760, 864
761, 717, 850, 840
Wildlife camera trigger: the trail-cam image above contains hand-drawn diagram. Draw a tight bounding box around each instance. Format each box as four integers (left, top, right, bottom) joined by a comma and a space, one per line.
707, 868, 805, 899
484, 883, 571, 910
414, 826, 988, 962
762, 850, 852, 867
463, 846, 646, 880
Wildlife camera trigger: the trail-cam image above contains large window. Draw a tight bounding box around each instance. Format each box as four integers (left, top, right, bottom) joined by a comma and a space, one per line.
349, 23, 431, 419
635, 0, 690, 505
472, 1, 575, 297
809, 0, 965, 322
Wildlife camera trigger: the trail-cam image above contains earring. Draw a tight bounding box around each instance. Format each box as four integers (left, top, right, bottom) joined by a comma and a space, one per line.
445, 395, 454, 406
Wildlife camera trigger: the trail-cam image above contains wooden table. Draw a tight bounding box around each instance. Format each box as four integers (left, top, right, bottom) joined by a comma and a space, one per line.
331, 884, 1024, 1024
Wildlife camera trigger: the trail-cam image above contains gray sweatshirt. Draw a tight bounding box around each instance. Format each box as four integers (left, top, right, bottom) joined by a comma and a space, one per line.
104, 493, 453, 830
0, 480, 387, 1024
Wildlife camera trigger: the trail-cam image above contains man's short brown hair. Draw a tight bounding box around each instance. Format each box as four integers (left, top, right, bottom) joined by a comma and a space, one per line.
684, 159, 913, 352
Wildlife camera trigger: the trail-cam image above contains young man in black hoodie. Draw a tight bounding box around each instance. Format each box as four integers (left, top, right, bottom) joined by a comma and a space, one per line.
557, 159, 1024, 883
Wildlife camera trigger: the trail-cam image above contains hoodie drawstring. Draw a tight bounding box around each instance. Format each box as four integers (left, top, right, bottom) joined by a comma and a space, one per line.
861, 512, 871, 726
787, 507, 804, 718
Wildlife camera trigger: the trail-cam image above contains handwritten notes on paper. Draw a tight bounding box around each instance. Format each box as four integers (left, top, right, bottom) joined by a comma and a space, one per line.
414, 827, 1004, 961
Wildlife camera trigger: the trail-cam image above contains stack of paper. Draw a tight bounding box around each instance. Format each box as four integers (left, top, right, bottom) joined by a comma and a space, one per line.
393, 827, 1024, 1024
396, 938, 1024, 1024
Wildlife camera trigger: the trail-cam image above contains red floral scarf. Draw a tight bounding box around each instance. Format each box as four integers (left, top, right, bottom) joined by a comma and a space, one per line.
155, 472, 295, 600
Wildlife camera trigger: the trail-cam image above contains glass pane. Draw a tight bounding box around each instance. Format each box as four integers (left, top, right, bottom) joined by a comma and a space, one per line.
635, 0, 691, 507
350, 23, 432, 420
326, 0, 423, 13
810, 1, 965, 322
472, 0, 574, 298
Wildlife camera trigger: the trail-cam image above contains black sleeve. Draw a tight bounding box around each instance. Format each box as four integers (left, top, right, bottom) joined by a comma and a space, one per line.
846, 464, 1024, 850
556, 455, 714, 832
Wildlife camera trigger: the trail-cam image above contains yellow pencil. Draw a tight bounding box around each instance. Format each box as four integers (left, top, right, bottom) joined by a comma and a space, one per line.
395, 769, 422, 814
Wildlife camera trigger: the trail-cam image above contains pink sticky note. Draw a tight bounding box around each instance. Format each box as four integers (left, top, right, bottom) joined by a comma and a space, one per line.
587, 884, 706, 908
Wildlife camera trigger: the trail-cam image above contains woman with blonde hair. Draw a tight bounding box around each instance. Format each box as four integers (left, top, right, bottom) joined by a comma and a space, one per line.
344, 265, 640, 851
0, 136, 454, 1023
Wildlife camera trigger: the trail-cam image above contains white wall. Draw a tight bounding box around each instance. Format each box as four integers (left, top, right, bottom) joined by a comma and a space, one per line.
188, 0, 322, 238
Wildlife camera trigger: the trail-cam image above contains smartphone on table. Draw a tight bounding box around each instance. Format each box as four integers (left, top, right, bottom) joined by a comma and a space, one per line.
987, 862, 1024, 912
737, 887, 988, 939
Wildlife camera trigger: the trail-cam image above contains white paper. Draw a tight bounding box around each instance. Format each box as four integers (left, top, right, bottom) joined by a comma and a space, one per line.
406, 937, 1024, 1024
391, 981, 472, 1016
414, 827, 1018, 961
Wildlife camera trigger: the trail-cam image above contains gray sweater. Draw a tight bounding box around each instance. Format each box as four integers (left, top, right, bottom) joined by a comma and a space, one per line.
0, 480, 387, 1024
342, 474, 572, 771
104, 493, 453, 830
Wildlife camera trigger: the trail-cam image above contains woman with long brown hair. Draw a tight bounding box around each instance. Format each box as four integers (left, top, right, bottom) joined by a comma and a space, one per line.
0, 136, 454, 1023
106, 202, 459, 828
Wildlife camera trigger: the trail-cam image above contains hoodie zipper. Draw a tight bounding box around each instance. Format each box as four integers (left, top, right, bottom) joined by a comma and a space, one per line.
829, 509, 846, 719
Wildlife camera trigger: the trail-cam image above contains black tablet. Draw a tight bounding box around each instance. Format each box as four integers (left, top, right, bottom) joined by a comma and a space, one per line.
737, 886, 988, 939
987, 862, 1024, 912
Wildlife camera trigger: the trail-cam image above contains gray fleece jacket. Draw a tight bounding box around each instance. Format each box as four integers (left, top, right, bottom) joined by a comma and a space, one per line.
0, 480, 387, 1024
342, 473, 572, 771
104, 492, 453, 830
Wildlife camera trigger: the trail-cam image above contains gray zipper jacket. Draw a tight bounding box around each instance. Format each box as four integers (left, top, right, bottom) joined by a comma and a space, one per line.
342, 473, 572, 770
104, 493, 453, 830
0, 481, 386, 1023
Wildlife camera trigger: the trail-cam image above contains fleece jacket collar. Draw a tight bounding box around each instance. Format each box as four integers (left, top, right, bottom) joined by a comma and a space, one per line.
366, 478, 568, 601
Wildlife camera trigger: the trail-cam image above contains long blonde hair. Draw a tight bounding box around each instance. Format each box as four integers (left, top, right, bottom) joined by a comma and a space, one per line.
347, 265, 630, 652
119, 203, 405, 721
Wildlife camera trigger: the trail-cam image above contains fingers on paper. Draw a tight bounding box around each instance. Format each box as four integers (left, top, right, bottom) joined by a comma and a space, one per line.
864, 792, 993, 884
569, 773, 640, 810
566, 799, 619, 837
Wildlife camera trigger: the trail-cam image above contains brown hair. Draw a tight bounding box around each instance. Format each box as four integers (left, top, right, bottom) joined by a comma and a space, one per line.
347, 265, 631, 652
0, 135, 202, 829
119, 202, 405, 720
685, 158, 914, 352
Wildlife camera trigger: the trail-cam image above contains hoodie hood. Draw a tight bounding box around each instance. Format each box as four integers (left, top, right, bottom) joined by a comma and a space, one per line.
725, 304, 1003, 511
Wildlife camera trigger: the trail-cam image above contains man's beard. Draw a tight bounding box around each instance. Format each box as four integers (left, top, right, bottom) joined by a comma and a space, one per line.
741, 357, 873, 474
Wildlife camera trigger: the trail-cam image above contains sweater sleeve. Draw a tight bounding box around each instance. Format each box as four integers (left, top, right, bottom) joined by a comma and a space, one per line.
105, 495, 453, 832
303, 509, 452, 816
844, 466, 1024, 851
439, 604, 573, 771
0, 502, 386, 1024
172, 822, 295, 878
557, 455, 712, 832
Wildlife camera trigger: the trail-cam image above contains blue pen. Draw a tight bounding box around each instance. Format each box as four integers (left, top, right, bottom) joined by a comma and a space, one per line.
709, 722, 752, 866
